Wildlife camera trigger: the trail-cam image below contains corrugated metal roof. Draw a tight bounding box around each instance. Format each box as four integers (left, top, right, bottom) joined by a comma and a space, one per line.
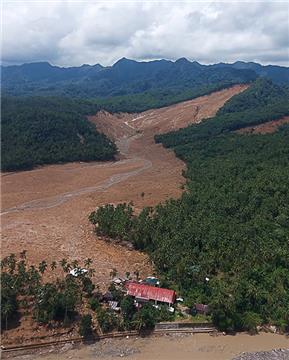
108, 301, 120, 311
126, 282, 176, 304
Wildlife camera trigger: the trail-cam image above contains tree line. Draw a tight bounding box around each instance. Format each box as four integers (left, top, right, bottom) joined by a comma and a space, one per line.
92, 82, 239, 113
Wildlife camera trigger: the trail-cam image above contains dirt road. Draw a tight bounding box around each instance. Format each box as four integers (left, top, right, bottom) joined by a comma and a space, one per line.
1, 84, 248, 286
6, 333, 289, 360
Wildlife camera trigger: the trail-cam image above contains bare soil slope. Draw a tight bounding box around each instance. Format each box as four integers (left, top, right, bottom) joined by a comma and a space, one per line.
236, 116, 289, 134
1, 84, 248, 287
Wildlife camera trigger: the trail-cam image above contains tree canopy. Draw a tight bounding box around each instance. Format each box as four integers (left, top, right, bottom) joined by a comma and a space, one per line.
1, 96, 117, 171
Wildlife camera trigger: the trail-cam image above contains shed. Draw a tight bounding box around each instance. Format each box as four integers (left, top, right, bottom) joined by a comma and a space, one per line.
69, 268, 88, 277
194, 303, 210, 315
102, 291, 114, 302
142, 276, 160, 286
108, 301, 120, 311
112, 277, 123, 285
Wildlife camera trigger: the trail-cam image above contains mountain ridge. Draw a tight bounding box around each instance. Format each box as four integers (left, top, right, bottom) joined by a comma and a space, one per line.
4, 57, 287, 99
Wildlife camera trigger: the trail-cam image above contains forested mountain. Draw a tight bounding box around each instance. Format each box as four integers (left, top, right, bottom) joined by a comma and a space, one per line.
1, 62, 103, 86
1, 97, 116, 171
1, 58, 257, 99
90, 78, 289, 332
217, 78, 289, 114
215, 61, 289, 85
2, 58, 288, 101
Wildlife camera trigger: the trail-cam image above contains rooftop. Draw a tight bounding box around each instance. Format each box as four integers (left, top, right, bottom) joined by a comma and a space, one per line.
125, 282, 176, 304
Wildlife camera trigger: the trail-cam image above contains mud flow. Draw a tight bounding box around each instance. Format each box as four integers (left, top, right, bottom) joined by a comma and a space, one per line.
1, 85, 248, 286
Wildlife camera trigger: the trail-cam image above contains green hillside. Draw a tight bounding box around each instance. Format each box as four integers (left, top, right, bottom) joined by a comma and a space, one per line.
1, 97, 117, 171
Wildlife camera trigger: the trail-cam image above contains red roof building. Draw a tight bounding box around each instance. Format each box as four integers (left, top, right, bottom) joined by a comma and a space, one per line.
125, 282, 176, 305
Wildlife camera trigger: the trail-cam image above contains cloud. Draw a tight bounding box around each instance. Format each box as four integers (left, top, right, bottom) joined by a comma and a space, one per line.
2, 1, 289, 66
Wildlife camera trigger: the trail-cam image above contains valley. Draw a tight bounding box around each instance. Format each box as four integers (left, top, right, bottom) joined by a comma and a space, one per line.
1, 84, 247, 288
2, 2, 289, 358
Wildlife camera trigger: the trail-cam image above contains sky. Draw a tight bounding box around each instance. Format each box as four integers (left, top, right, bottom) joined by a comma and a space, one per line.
2, 0, 289, 67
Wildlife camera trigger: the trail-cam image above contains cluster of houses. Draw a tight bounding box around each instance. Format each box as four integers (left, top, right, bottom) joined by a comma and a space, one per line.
70, 267, 209, 316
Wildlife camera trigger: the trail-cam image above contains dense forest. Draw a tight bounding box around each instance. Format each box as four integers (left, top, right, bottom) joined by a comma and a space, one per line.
1, 58, 260, 114
1, 97, 117, 171
90, 78, 289, 332
1, 58, 258, 99
3, 58, 289, 102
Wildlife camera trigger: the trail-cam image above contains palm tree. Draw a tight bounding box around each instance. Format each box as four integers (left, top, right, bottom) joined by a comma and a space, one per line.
88, 268, 96, 278
71, 260, 79, 269
38, 261, 47, 275
0, 257, 8, 270
50, 261, 57, 271
28, 266, 41, 294
7, 254, 16, 274
60, 258, 72, 275
84, 258, 93, 268
16, 260, 27, 292
134, 270, 140, 281
2, 302, 13, 330
110, 268, 117, 279
64, 263, 71, 274
60, 258, 67, 271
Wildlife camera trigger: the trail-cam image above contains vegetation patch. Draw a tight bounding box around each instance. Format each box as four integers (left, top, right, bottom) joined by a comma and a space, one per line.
1, 253, 175, 342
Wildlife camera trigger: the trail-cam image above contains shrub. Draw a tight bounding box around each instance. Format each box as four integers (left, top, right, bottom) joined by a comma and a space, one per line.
82, 277, 95, 297
242, 312, 262, 334
79, 314, 93, 338
97, 308, 117, 333
133, 303, 158, 330
89, 297, 100, 311
120, 296, 136, 322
